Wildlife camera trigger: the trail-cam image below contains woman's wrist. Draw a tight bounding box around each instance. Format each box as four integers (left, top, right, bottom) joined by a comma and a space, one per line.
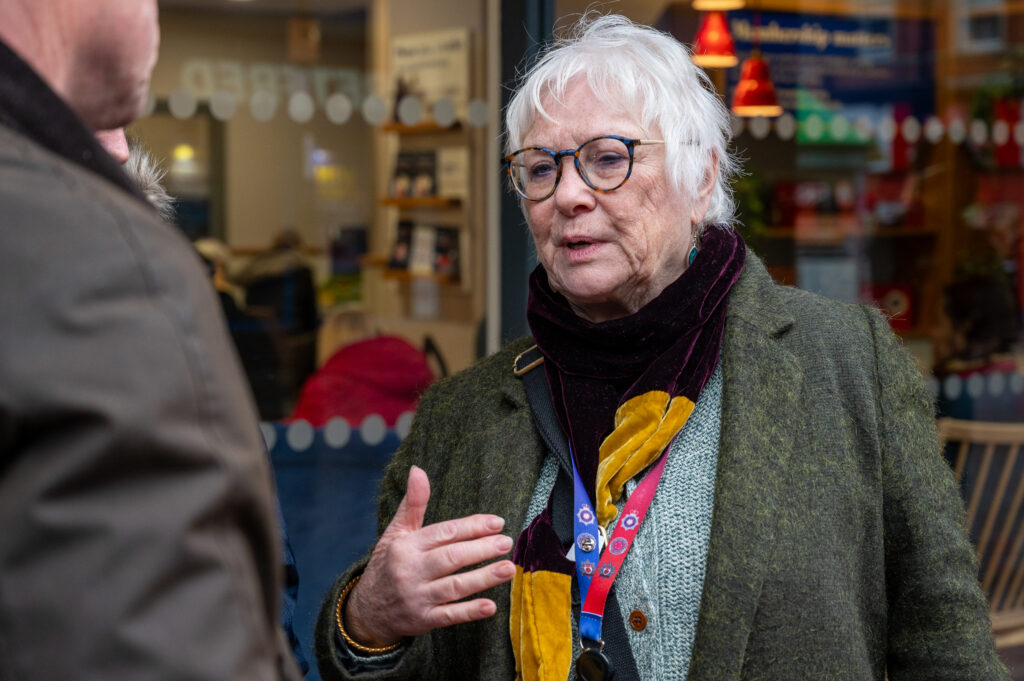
336, 574, 404, 654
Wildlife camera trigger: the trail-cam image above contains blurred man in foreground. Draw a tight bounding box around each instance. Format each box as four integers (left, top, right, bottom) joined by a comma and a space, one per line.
0, 2, 301, 679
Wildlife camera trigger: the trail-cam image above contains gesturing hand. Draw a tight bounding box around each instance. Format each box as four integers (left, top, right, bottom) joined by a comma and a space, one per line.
343, 465, 517, 647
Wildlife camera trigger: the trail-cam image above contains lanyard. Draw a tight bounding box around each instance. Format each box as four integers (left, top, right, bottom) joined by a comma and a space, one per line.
570, 437, 674, 645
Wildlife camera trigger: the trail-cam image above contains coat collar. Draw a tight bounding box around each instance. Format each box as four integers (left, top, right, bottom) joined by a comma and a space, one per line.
687, 252, 803, 680
0, 39, 148, 204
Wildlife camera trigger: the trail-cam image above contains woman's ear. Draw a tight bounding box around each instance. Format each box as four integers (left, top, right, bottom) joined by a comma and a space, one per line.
689, 149, 719, 225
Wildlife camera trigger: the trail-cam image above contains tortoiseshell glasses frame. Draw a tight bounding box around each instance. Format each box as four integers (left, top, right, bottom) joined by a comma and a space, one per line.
503, 135, 664, 202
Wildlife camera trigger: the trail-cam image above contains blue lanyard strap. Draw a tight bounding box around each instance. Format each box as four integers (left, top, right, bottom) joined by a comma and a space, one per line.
570, 438, 675, 645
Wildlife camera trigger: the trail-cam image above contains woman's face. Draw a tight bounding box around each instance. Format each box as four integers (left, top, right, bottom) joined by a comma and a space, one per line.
521, 79, 715, 323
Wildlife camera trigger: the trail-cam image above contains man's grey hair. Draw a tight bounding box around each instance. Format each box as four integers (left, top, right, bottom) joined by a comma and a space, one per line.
504, 13, 738, 227
125, 141, 175, 223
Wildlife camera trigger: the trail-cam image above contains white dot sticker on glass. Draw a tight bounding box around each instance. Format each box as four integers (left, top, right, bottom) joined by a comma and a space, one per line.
774, 113, 796, 140
730, 114, 745, 138
325, 93, 353, 125
948, 118, 966, 144
970, 119, 988, 146
433, 98, 457, 128
323, 417, 351, 448
467, 99, 489, 128
749, 116, 770, 140
259, 422, 277, 451
878, 117, 896, 142
168, 88, 197, 120
361, 414, 387, 446
141, 91, 157, 119
210, 90, 237, 121
829, 115, 849, 141
901, 116, 921, 144
967, 373, 985, 399
988, 372, 1006, 397
397, 96, 423, 126
361, 95, 388, 126
993, 120, 1010, 146
250, 91, 278, 122
943, 374, 962, 400
288, 92, 315, 124
854, 115, 873, 141
396, 412, 414, 440
803, 114, 825, 141
286, 420, 315, 452
924, 116, 944, 144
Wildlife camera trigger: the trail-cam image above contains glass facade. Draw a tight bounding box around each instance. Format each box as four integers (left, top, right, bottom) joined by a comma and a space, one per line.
133, 2, 1024, 673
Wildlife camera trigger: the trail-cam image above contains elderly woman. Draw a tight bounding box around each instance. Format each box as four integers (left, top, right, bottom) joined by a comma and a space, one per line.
315, 14, 1005, 681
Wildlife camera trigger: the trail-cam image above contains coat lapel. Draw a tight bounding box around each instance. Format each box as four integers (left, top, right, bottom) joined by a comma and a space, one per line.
687, 255, 803, 681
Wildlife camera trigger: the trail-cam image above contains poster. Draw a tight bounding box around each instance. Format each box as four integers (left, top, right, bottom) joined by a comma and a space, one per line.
726, 10, 936, 146
391, 28, 470, 120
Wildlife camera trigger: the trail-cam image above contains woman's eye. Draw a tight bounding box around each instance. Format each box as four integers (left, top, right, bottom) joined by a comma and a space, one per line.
527, 162, 556, 180
593, 152, 627, 168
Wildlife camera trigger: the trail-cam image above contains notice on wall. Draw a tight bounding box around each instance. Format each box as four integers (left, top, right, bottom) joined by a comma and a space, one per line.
725, 10, 935, 145
391, 28, 470, 120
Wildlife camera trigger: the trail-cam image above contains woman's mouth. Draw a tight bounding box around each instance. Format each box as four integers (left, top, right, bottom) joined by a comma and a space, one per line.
561, 238, 601, 261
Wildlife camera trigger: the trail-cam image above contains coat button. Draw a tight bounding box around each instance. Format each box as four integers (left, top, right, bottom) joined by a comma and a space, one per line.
628, 610, 647, 631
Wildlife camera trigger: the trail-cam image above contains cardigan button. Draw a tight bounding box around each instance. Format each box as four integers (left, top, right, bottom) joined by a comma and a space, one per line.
628, 610, 647, 631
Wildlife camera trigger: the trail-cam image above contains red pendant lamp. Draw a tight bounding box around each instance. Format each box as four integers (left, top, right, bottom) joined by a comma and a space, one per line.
692, 11, 738, 68
731, 50, 782, 117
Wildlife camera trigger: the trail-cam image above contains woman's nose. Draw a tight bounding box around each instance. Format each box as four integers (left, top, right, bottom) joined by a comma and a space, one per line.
552, 160, 597, 215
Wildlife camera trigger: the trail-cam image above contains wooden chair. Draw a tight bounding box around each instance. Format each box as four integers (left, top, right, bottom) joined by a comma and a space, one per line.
938, 418, 1024, 648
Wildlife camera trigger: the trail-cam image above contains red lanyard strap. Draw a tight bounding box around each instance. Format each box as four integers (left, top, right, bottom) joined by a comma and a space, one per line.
576, 443, 672, 644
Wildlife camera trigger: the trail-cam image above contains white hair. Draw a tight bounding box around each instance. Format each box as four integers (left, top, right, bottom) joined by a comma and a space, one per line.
124, 141, 175, 223
505, 13, 738, 228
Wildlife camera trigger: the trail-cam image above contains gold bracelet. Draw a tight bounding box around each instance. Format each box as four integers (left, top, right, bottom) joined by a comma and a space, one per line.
335, 574, 404, 655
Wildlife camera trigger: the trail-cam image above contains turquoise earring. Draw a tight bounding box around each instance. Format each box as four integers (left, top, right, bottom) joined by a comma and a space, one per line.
688, 245, 698, 265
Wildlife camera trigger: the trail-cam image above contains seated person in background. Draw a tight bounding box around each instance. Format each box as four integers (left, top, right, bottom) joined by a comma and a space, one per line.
237, 228, 320, 410
934, 273, 1022, 421
196, 238, 287, 421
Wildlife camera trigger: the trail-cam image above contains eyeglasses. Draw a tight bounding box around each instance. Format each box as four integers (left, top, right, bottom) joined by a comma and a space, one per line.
503, 135, 664, 202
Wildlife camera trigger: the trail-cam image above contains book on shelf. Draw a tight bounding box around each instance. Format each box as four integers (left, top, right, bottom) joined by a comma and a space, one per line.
388, 221, 414, 269
391, 151, 436, 198
387, 220, 461, 283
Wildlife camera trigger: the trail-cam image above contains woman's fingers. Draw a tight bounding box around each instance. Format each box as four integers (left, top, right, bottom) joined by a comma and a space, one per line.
424, 559, 517, 606
386, 465, 431, 535
423, 597, 502, 630
420, 532, 514, 579
416, 513, 506, 550
346, 467, 518, 643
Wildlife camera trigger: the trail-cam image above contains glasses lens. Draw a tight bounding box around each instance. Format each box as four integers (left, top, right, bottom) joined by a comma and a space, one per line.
578, 137, 631, 191
510, 149, 559, 200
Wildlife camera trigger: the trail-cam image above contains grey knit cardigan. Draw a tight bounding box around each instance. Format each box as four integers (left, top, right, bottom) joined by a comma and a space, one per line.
316, 253, 1007, 681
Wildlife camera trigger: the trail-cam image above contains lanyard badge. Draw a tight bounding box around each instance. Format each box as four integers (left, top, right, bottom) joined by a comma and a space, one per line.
569, 439, 674, 681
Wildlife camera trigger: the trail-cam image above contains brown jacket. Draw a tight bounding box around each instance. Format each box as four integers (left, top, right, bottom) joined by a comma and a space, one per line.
0, 41, 300, 681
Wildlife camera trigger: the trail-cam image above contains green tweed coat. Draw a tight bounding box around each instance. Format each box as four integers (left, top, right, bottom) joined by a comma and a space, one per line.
316, 254, 1007, 681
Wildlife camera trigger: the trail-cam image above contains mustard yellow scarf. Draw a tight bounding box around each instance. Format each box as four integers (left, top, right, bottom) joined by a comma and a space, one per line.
511, 226, 745, 681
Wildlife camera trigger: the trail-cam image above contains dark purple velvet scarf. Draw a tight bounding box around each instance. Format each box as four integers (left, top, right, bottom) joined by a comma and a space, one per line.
509, 228, 745, 677
526, 225, 746, 500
